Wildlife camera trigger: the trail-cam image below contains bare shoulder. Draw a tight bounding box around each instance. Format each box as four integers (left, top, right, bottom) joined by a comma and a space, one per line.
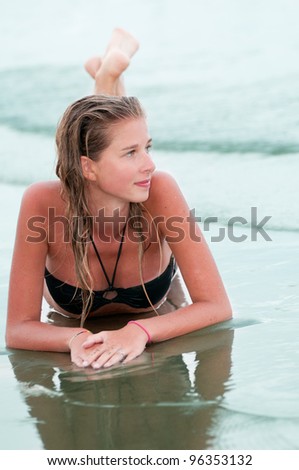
150, 170, 181, 193
21, 180, 63, 215
145, 170, 187, 217
23, 180, 61, 199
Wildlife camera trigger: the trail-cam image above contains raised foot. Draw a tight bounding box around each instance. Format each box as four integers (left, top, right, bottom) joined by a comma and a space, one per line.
105, 28, 139, 58
84, 57, 102, 79
96, 48, 130, 80
93, 49, 130, 95
84, 28, 139, 96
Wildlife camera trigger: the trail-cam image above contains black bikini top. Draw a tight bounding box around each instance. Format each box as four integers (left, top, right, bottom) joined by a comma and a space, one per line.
44, 257, 176, 315
45, 221, 176, 315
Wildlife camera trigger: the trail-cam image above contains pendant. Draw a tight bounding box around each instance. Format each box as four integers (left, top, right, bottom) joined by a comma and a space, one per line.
102, 289, 118, 300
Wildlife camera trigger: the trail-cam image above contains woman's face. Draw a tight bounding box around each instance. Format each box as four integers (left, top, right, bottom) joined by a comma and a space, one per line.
91, 117, 156, 204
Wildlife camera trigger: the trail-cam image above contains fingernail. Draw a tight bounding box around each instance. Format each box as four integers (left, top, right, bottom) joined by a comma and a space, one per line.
92, 363, 100, 369
82, 361, 88, 367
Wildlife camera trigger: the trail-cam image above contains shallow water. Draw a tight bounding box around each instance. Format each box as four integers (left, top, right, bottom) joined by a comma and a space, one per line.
1, 212, 298, 449
1, 0, 299, 450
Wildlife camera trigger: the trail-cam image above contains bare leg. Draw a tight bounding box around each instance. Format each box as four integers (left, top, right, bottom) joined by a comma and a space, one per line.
84, 28, 139, 96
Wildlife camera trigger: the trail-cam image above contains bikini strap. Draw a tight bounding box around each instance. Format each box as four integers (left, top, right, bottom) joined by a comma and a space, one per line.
90, 220, 127, 290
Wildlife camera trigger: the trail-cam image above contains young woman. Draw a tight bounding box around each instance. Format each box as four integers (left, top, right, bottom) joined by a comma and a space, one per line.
5, 29, 232, 369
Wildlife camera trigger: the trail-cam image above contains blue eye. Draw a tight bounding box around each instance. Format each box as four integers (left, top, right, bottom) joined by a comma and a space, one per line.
126, 149, 135, 157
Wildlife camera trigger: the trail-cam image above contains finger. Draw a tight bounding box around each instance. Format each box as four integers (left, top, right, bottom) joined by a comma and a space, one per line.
82, 335, 104, 349
91, 350, 114, 369
103, 350, 127, 369
91, 347, 126, 369
122, 351, 140, 364
81, 346, 105, 367
71, 355, 86, 368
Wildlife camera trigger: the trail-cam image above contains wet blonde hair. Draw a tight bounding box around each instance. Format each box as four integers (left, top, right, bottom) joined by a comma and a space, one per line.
55, 95, 160, 325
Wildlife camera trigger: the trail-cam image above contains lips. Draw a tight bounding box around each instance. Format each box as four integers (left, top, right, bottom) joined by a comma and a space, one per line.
134, 179, 151, 188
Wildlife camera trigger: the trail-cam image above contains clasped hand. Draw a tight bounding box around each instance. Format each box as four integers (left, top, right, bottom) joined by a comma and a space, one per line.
70, 324, 148, 369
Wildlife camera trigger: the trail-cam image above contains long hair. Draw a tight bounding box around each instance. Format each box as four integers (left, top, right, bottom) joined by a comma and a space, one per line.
55, 94, 153, 325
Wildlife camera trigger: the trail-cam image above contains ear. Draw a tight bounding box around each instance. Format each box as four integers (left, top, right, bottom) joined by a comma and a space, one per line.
80, 156, 97, 181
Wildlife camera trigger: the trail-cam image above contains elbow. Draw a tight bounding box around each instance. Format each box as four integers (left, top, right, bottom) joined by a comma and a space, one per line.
218, 298, 233, 323
206, 297, 233, 325
5, 333, 15, 350
223, 304, 233, 322
193, 297, 233, 327
5, 326, 21, 350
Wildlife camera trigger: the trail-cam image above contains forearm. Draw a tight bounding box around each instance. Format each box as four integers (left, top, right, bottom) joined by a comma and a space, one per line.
135, 301, 233, 344
5, 320, 91, 353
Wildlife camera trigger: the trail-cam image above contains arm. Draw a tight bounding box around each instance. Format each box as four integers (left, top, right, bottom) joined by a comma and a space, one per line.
130, 171, 233, 342
83, 171, 232, 367
5, 183, 92, 359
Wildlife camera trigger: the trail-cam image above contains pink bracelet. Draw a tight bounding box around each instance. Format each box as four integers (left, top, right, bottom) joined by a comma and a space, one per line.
128, 321, 152, 344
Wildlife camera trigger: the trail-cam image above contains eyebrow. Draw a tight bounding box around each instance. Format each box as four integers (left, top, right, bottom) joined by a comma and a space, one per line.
121, 138, 152, 151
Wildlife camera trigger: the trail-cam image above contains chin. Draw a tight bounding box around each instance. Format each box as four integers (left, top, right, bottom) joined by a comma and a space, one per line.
129, 197, 148, 204
138, 193, 150, 203
129, 189, 150, 203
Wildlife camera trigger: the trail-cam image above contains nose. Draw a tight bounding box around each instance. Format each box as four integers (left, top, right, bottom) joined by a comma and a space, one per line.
140, 150, 156, 174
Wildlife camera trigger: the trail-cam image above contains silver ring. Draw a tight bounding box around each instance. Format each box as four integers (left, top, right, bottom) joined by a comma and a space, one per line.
117, 349, 126, 361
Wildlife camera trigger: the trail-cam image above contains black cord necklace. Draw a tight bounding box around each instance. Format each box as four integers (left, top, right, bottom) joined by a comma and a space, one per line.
90, 220, 127, 300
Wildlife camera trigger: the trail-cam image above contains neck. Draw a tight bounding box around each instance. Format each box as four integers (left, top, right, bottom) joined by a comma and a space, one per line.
86, 188, 130, 241
86, 182, 129, 215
